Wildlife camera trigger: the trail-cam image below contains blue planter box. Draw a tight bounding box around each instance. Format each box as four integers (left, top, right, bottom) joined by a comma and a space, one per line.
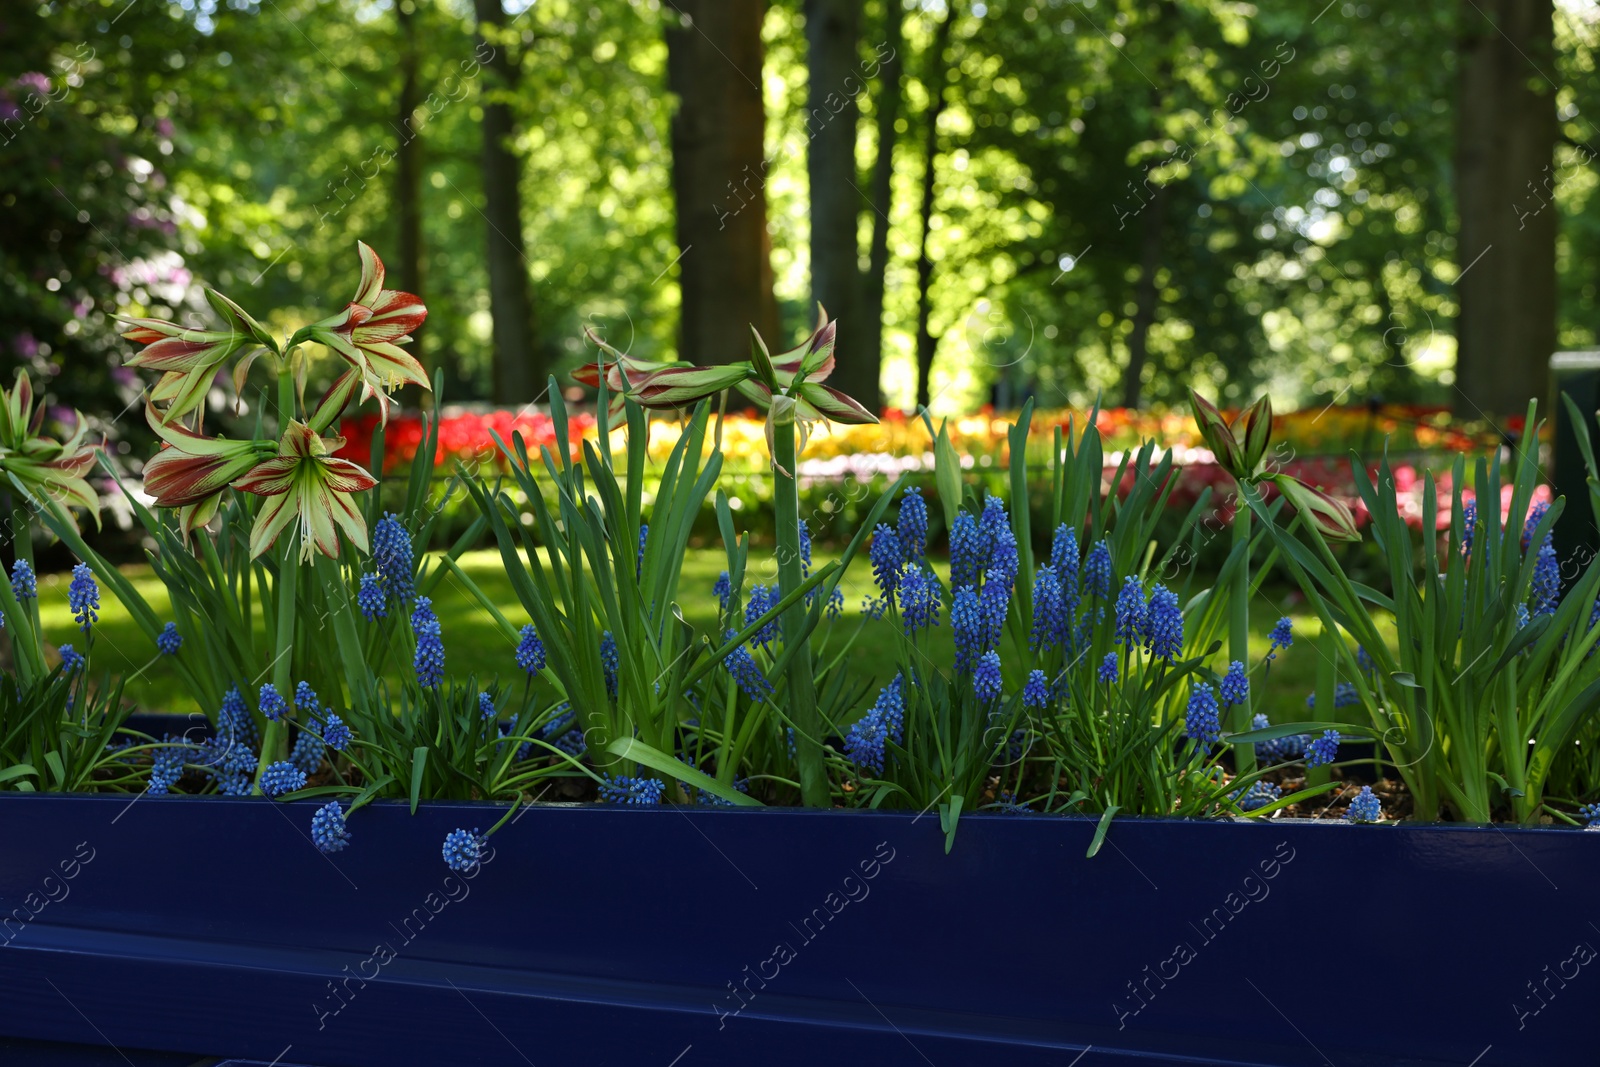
0, 790, 1591, 1066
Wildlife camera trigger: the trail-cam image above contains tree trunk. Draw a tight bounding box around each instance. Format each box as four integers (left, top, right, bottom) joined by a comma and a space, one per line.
861, 0, 902, 413
1122, 179, 1168, 408
665, 0, 778, 364
395, 0, 426, 405
474, 0, 540, 405
1453, 0, 1557, 418
913, 2, 956, 411
805, 0, 868, 404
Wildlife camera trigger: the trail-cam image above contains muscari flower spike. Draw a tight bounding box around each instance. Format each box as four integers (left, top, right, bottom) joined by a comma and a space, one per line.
1098, 652, 1119, 684
597, 775, 664, 805
897, 566, 940, 636
357, 573, 387, 620
844, 708, 887, 775
311, 801, 351, 853
322, 713, 351, 752
1083, 540, 1113, 600
713, 571, 732, 612
259, 760, 307, 798
441, 827, 486, 871
1220, 660, 1249, 706
952, 585, 984, 674
10, 559, 36, 601
1030, 566, 1067, 653
147, 739, 188, 794
1531, 541, 1560, 618
371, 513, 416, 604
411, 596, 444, 689
1579, 801, 1600, 827
1185, 682, 1222, 744
1267, 617, 1293, 659
973, 650, 1003, 703
1023, 669, 1050, 710
1305, 729, 1341, 768
722, 631, 773, 702
259, 682, 288, 723
156, 621, 182, 656
870, 524, 904, 599
60, 644, 84, 673
1146, 583, 1182, 660
1114, 575, 1147, 649
744, 584, 780, 649
68, 562, 99, 635
478, 692, 496, 720
1346, 785, 1382, 823
291, 728, 324, 776
295, 681, 321, 715
1232, 780, 1281, 812
949, 511, 982, 588
516, 623, 546, 674
898, 486, 928, 561
600, 630, 619, 699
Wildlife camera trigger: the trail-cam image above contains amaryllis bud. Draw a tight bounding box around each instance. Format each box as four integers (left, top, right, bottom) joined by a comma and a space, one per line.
1268, 473, 1361, 543
1236, 394, 1273, 475
1189, 388, 1245, 479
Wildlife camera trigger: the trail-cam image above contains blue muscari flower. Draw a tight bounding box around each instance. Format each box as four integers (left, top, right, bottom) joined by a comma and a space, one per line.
1083, 540, 1113, 599
1253, 712, 1307, 762
412, 596, 444, 689
1023, 669, 1050, 710
1030, 566, 1066, 652
322, 713, 351, 752
259, 683, 288, 722
148, 739, 187, 794
441, 827, 485, 870
1355, 645, 1375, 674
722, 631, 773, 701
1515, 602, 1531, 630
898, 487, 928, 561
68, 562, 99, 635
785, 726, 797, 762
294, 681, 321, 715
357, 573, 388, 620
1531, 542, 1560, 617
823, 586, 844, 619
1231, 780, 1281, 812
798, 518, 815, 574
1461, 499, 1477, 555
877, 674, 906, 744
1346, 785, 1382, 823
952, 584, 984, 674
600, 630, 619, 699
1523, 501, 1550, 551
311, 802, 351, 853
1220, 661, 1249, 706
973, 650, 1003, 703
10, 559, 36, 601
1114, 575, 1147, 649
372, 513, 416, 604
540, 704, 577, 742
260, 760, 307, 798
478, 691, 496, 720
713, 571, 732, 612
156, 622, 182, 656
291, 727, 324, 775
1580, 801, 1600, 827
598, 775, 664, 805
978, 566, 1011, 648
1185, 682, 1221, 743
59, 644, 84, 672
949, 512, 983, 588
1098, 652, 1119, 684
844, 709, 887, 775
744, 584, 780, 649
897, 566, 940, 636
516, 623, 546, 674
1267, 616, 1293, 660
637, 523, 648, 577
870, 524, 904, 598
218, 686, 258, 749
862, 595, 889, 621
1050, 524, 1080, 599
1146, 583, 1182, 659
1305, 729, 1341, 768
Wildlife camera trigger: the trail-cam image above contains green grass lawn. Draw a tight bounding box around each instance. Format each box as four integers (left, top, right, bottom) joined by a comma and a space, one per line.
39, 549, 1353, 719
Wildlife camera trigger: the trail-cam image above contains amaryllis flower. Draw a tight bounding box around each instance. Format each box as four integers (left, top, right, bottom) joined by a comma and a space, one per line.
0, 370, 101, 526
119, 290, 277, 423
298, 242, 429, 427
572, 328, 713, 416
140, 401, 276, 540
234, 421, 378, 561
735, 314, 876, 427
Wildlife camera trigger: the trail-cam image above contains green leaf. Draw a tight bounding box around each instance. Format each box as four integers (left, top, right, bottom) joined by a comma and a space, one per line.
1087, 805, 1121, 858
606, 737, 762, 807
939, 794, 964, 854
0, 763, 38, 785
409, 746, 428, 815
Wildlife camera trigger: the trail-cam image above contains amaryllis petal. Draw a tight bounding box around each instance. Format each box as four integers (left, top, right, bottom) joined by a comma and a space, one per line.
237, 421, 376, 560
353, 241, 386, 308
248, 488, 300, 560
232, 457, 298, 496
797, 382, 877, 425
300, 243, 430, 424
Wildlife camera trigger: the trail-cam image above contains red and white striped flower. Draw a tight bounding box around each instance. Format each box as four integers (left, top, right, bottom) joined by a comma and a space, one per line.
233, 421, 378, 561
299, 242, 429, 427
0, 370, 101, 526
140, 400, 277, 540
120, 290, 276, 423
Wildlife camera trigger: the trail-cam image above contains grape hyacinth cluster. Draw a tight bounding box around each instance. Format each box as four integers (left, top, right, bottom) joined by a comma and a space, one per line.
973, 651, 1003, 703
897, 566, 940, 636
1251, 713, 1307, 763
478, 692, 496, 720
322, 713, 351, 752
311, 802, 351, 853
722, 631, 773, 701
259, 760, 307, 798
597, 775, 664, 805
1305, 729, 1341, 768
147, 739, 188, 794
1267, 617, 1293, 661
1346, 785, 1382, 823
1083, 540, 1113, 600
845, 675, 906, 775
441, 827, 485, 871
290, 728, 325, 776
11, 559, 36, 601
59, 644, 84, 673
1305, 684, 1360, 712
372, 513, 417, 601
259, 682, 288, 723
516, 623, 546, 674
1580, 802, 1600, 828
357, 572, 387, 620
1184, 682, 1222, 744
1231, 780, 1281, 812
1098, 652, 1118, 684
68, 563, 99, 635
156, 622, 182, 656
1220, 661, 1249, 706
1023, 669, 1050, 710
600, 630, 619, 699
713, 571, 732, 612
744, 584, 780, 649
411, 596, 444, 689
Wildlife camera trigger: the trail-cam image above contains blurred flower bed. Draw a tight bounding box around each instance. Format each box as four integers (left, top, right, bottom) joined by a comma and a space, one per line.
335, 402, 1535, 542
